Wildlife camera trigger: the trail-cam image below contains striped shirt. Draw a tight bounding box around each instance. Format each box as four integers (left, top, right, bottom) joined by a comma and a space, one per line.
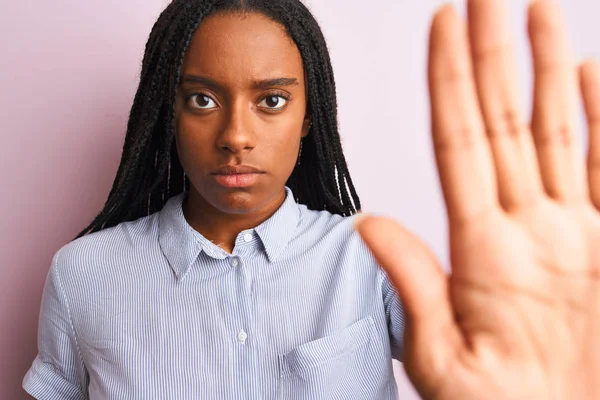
23, 187, 406, 399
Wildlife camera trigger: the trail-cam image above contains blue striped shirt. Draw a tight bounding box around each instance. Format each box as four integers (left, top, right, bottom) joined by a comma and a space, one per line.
23, 187, 406, 399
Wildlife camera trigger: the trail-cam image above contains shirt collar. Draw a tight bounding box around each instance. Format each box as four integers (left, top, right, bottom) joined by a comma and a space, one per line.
254, 187, 301, 263
158, 187, 300, 280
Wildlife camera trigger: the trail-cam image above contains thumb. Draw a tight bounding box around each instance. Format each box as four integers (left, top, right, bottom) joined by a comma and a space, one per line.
354, 214, 461, 397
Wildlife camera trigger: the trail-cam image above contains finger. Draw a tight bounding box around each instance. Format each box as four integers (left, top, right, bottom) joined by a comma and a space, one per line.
354, 215, 462, 398
529, 0, 587, 202
580, 60, 600, 209
428, 5, 498, 225
468, 0, 544, 211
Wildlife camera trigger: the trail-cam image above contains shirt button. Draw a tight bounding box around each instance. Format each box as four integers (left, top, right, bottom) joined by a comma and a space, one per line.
238, 330, 248, 343
243, 233, 252, 243
230, 257, 240, 267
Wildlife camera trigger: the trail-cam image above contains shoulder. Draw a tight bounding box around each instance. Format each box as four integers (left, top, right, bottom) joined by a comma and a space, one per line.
296, 204, 361, 237
51, 213, 160, 280
294, 205, 376, 260
287, 206, 385, 292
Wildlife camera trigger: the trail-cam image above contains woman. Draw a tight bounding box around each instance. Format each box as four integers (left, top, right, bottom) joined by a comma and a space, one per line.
24, 1, 404, 398
24, 0, 600, 399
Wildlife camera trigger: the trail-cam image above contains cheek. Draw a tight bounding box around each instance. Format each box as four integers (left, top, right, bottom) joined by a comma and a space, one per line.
260, 130, 302, 182
263, 119, 303, 155
175, 116, 215, 168
265, 103, 306, 150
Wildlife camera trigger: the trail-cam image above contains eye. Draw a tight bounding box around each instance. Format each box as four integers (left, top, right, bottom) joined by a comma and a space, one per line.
189, 94, 217, 109
258, 95, 288, 110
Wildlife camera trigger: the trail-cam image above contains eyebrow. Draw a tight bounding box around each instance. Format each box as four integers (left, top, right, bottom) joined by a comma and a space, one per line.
179, 74, 299, 90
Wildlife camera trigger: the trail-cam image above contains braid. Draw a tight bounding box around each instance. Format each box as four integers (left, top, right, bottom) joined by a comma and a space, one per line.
75, 0, 361, 239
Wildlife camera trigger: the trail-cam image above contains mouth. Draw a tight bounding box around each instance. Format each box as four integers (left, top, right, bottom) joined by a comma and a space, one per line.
211, 165, 265, 188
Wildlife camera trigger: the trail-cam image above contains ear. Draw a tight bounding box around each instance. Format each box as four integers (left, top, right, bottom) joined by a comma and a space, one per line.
301, 115, 312, 138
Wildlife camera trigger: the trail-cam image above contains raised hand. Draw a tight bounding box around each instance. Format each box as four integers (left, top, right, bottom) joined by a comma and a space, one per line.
357, 1, 600, 398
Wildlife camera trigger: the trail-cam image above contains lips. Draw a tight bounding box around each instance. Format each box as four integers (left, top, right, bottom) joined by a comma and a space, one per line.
212, 165, 263, 175
211, 165, 265, 188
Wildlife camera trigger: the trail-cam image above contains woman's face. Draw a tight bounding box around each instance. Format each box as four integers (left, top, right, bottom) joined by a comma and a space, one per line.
174, 11, 310, 215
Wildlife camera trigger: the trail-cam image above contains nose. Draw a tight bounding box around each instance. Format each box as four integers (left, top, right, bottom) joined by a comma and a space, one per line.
216, 101, 256, 154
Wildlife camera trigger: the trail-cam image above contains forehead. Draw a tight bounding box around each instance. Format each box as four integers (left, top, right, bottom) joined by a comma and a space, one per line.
181, 11, 304, 83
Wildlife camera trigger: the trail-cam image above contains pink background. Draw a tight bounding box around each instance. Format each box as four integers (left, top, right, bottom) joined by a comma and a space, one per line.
1, 1, 598, 399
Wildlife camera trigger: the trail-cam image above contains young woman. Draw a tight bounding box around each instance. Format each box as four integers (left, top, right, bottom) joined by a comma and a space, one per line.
24, 0, 600, 399
24, 1, 404, 399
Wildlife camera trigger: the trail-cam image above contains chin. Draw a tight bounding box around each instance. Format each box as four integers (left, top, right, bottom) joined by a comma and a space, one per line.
211, 189, 266, 214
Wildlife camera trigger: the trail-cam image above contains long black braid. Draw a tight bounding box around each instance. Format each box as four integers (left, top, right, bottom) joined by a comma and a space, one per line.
75, 0, 361, 239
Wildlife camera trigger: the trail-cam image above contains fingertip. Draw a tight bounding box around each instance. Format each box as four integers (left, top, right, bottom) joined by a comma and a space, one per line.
352, 213, 373, 240
528, 0, 563, 31
580, 59, 600, 79
431, 2, 460, 31
579, 59, 600, 117
352, 211, 369, 232
436, 2, 457, 17
353, 215, 391, 248
528, 0, 559, 13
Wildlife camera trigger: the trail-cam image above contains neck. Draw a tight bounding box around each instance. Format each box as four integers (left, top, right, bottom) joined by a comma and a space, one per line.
182, 188, 286, 253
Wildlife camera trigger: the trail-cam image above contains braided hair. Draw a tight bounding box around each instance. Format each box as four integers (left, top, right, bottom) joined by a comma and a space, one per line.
75, 0, 361, 239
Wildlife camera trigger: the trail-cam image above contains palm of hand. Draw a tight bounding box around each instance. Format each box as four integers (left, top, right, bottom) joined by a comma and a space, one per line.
438, 201, 600, 399
356, 1, 600, 399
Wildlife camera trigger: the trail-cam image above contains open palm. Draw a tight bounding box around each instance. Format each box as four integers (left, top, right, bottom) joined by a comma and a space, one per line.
357, 1, 600, 399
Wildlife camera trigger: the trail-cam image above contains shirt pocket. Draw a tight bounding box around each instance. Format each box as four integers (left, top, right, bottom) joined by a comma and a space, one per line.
276, 315, 391, 400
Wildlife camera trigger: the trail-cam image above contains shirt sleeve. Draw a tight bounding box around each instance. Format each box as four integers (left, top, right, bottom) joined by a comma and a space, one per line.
23, 249, 89, 400
381, 269, 406, 362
